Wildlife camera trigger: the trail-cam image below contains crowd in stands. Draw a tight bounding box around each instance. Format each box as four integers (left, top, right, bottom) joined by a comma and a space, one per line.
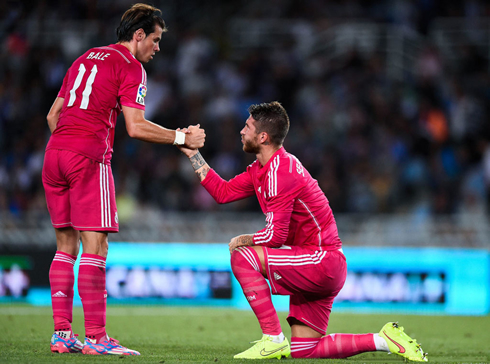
1, 0, 490, 222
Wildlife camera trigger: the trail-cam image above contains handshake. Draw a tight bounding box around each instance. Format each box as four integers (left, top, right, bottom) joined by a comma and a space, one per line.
176, 124, 205, 158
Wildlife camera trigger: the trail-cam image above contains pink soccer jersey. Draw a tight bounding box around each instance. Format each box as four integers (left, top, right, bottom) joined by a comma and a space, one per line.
46, 44, 147, 164
201, 147, 342, 251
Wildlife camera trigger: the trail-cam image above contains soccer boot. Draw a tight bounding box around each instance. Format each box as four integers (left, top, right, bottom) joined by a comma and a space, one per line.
234, 335, 290, 359
82, 336, 140, 355
50, 332, 84, 353
379, 322, 428, 362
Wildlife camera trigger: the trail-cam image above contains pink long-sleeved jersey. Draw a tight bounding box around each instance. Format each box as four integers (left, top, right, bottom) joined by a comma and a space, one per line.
201, 147, 342, 251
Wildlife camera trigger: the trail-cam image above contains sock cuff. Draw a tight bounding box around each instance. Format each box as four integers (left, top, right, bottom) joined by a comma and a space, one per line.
291, 337, 320, 358
232, 246, 261, 272
54, 251, 77, 265
80, 253, 106, 268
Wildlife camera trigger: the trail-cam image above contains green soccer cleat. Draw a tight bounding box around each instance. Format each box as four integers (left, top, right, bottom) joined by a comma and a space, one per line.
379, 322, 428, 362
234, 335, 290, 360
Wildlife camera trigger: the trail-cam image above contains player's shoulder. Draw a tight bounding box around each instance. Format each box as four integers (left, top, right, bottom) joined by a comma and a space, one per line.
277, 150, 303, 171
275, 151, 308, 183
246, 159, 261, 172
81, 44, 141, 69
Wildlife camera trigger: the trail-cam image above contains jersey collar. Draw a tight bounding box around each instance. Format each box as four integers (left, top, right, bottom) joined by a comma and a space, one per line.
257, 147, 286, 175
109, 43, 137, 60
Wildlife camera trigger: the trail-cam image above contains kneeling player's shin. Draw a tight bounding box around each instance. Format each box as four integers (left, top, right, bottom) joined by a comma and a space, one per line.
291, 334, 376, 359
231, 247, 281, 335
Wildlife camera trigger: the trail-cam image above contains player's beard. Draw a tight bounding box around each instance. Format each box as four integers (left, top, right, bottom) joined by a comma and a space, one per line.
242, 136, 260, 154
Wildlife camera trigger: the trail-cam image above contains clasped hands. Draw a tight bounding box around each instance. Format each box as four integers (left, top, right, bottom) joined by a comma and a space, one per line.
179, 124, 206, 151
176, 124, 204, 156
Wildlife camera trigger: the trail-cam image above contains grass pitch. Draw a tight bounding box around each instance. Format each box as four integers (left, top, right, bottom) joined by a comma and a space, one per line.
0, 305, 488, 363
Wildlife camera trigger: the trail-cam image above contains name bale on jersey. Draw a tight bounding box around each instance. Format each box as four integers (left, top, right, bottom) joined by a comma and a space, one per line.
86, 52, 110, 61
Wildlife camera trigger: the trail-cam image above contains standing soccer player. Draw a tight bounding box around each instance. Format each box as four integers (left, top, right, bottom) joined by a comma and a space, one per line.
178, 101, 427, 361
43, 4, 205, 356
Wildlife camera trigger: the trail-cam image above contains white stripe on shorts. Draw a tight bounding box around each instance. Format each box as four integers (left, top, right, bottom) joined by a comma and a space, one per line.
99, 164, 111, 227
268, 251, 327, 266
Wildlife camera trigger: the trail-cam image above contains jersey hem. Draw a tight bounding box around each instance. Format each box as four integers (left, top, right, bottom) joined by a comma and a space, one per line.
45, 147, 111, 165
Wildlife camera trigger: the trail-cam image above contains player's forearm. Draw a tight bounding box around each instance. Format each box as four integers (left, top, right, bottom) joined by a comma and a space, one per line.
229, 234, 254, 253
47, 116, 58, 134
189, 151, 210, 182
236, 234, 254, 246
127, 118, 176, 144
47, 97, 64, 134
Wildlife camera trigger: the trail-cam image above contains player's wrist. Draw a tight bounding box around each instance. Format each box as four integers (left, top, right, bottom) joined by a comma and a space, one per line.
173, 130, 186, 145
186, 149, 199, 158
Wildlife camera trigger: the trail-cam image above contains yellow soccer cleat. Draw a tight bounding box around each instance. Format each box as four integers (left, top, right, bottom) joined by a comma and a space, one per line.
234, 335, 290, 360
379, 322, 428, 362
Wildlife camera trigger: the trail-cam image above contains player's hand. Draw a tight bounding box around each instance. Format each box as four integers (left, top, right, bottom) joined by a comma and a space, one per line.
229, 234, 254, 254
184, 124, 205, 149
176, 128, 198, 157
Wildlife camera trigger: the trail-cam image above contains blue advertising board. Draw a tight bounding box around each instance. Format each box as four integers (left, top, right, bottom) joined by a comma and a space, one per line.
12, 243, 490, 315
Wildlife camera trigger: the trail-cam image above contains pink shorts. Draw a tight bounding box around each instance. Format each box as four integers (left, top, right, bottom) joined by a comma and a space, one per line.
263, 246, 346, 335
42, 149, 119, 232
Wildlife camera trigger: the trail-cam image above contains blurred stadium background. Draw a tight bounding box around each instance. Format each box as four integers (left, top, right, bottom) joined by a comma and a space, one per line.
0, 1, 489, 315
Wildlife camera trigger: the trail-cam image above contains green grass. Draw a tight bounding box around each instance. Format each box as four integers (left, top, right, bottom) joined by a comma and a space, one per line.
0, 305, 488, 363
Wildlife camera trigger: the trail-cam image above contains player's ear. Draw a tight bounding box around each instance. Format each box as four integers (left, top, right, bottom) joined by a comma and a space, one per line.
260, 132, 270, 145
134, 28, 145, 41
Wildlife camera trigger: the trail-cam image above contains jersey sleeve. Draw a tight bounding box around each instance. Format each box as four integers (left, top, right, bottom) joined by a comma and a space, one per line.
253, 158, 305, 248
118, 62, 146, 110
201, 168, 255, 203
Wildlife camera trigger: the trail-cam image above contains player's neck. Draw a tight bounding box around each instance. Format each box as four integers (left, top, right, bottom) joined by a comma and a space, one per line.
117, 41, 136, 58
257, 145, 281, 166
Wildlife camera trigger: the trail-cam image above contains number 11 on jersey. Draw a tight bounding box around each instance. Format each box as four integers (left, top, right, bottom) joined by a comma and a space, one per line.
67, 63, 98, 110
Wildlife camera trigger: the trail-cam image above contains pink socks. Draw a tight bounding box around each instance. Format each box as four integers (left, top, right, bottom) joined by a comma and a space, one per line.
291, 334, 376, 358
50, 251, 77, 332
78, 253, 107, 342
231, 247, 282, 335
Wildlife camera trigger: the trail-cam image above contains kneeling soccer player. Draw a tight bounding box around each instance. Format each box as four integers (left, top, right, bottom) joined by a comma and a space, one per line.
179, 101, 427, 361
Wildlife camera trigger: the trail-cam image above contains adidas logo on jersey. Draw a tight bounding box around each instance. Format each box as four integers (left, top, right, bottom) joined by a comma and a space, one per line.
52, 291, 67, 298
274, 272, 282, 280
246, 295, 256, 302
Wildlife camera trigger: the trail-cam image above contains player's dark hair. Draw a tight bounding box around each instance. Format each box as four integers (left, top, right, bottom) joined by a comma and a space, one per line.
116, 3, 167, 42
248, 101, 290, 147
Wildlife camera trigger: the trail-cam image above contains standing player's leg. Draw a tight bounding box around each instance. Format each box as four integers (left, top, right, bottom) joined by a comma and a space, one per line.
79, 231, 139, 356
43, 149, 84, 353
49, 227, 85, 353
230, 246, 290, 359
78, 231, 109, 344
52, 152, 137, 355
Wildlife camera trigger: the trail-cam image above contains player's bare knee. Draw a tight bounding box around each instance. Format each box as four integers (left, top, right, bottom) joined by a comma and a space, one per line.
80, 231, 109, 257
